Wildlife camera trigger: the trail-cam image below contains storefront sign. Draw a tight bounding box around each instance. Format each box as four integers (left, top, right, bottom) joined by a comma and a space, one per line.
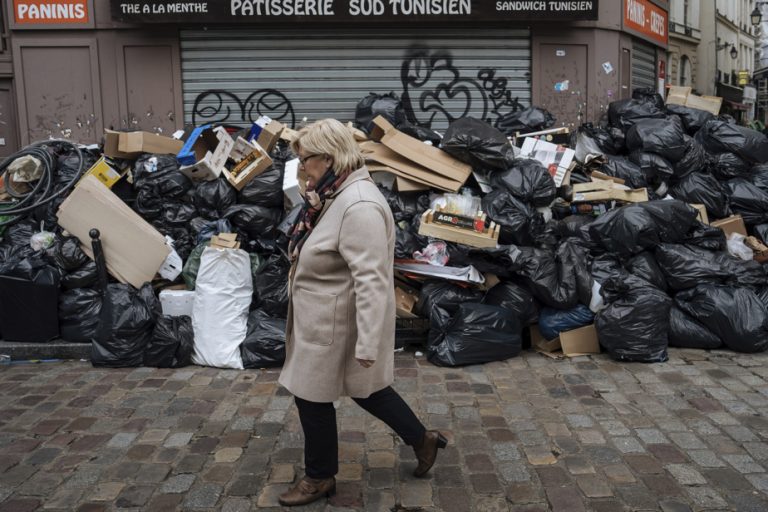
623, 0, 668, 47
110, 0, 598, 23
13, 0, 89, 24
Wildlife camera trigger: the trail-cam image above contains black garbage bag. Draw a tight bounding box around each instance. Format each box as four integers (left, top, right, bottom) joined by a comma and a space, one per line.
626, 117, 687, 163
0, 219, 36, 249
538, 304, 594, 341
193, 178, 237, 220
666, 104, 715, 135
695, 119, 768, 164
711, 152, 751, 180
482, 190, 544, 246
725, 178, 768, 225
158, 202, 198, 227
355, 92, 406, 134
47, 236, 88, 272
571, 123, 623, 157
755, 224, 768, 246
427, 303, 522, 367
600, 156, 647, 189
241, 309, 286, 368
396, 120, 443, 145
682, 221, 727, 251
379, 187, 429, 222
629, 150, 675, 182
58, 288, 102, 342
190, 218, 233, 245
225, 204, 282, 239
134, 188, 163, 219
626, 251, 667, 291
655, 243, 768, 291
416, 280, 484, 321
144, 315, 194, 368
253, 252, 290, 318
482, 280, 539, 325
675, 284, 768, 353
669, 172, 731, 220
237, 166, 285, 208
595, 278, 670, 363
162, 227, 194, 264
92, 283, 159, 368
510, 245, 579, 309
441, 117, 514, 171
494, 106, 555, 136
61, 260, 97, 290
639, 200, 699, 243
672, 136, 708, 178
56, 150, 98, 187
0, 250, 60, 286
395, 224, 421, 259
556, 215, 596, 239
632, 87, 665, 108
490, 159, 556, 207
445, 244, 519, 278
752, 164, 768, 193
587, 204, 658, 257
133, 154, 181, 185
608, 98, 666, 133
668, 305, 722, 350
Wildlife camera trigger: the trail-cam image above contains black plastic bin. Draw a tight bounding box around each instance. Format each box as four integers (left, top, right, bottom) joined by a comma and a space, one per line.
0, 275, 59, 342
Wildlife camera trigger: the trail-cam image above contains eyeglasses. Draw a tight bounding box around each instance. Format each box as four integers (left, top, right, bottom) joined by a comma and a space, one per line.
298, 154, 322, 167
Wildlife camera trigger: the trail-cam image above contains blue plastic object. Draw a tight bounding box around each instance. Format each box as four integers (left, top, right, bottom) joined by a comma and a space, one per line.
177, 124, 210, 166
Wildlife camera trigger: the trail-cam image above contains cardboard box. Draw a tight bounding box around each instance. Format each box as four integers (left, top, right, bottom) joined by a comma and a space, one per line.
210, 232, 241, 249
531, 323, 600, 358
159, 289, 195, 317
283, 158, 304, 208
80, 156, 125, 189
178, 126, 235, 182
103, 129, 135, 159
224, 138, 273, 191
280, 127, 299, 143
256, 120, 285, 153
666, 86, 722, 115
57, 175, 171, 288
711, 215, 747, 239
395, 286, 419, 319
115, 131, 184, 158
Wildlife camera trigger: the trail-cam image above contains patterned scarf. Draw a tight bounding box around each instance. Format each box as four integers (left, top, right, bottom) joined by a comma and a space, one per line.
288, 167, 351, 261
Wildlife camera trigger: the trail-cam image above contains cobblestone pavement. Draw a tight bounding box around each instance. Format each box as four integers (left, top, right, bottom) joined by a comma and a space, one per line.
2, 348, 768, 511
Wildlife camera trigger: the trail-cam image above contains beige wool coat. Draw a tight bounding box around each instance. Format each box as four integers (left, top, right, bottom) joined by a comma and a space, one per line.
279, 167, 396, 403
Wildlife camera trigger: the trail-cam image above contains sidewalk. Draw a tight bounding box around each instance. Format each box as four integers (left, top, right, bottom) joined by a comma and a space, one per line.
2, 348, 768, 511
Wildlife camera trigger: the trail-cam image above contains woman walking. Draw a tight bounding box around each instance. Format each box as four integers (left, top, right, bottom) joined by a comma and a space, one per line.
277, 118, 447, 507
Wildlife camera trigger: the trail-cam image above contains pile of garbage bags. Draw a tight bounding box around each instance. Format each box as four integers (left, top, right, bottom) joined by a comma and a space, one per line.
2, 87, 768, 371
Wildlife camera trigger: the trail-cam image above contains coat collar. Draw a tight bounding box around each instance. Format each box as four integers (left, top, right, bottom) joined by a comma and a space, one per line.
330, 166, 371, 198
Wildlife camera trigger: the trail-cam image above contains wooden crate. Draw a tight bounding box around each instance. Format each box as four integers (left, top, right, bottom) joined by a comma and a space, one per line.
418, 209, 500, 248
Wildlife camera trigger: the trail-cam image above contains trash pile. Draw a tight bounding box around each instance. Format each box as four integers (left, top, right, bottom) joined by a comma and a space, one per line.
1, 87, 767, 369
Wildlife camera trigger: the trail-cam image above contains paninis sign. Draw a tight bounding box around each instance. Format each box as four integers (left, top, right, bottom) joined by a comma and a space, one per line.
14, 0, 90, 24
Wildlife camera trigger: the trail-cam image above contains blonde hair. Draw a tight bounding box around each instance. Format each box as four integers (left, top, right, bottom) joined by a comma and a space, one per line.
290, 118, 365, 175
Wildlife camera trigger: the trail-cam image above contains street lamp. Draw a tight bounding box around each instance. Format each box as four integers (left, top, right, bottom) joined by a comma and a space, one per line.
716, 41, 738, 60
752, 2, 768, 26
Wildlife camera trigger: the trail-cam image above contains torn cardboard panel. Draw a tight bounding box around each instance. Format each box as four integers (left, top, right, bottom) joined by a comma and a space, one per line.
57, 175, 170, 288
361, 141, 463, 192
666, 86, 722, 115
711, 214, 747, 239
395, 286, 419, 319
104, 129, 184, 160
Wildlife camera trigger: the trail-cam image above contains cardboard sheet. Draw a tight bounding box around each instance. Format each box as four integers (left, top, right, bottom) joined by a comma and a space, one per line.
57, 175, 170, 288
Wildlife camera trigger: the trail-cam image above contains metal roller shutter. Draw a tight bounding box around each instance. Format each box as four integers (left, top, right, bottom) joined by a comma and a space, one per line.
180, 28, 531, 131
631, 39, 657, 92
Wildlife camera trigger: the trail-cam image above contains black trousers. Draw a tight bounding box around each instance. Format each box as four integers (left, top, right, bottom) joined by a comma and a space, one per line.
294, 386, 427, 479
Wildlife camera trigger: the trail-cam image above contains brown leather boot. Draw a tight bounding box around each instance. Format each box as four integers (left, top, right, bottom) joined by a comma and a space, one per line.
277, 476, 336, 507
412, 430, 448, 477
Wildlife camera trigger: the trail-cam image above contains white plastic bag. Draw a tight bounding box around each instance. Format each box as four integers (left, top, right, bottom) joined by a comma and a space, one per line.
192, 247, 253, 369
30, 222, 55, 251
727, 233, 754, 261
589, 280, 605, 313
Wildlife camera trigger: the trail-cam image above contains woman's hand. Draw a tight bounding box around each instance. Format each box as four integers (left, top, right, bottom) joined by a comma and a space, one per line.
356, 358, 375, 368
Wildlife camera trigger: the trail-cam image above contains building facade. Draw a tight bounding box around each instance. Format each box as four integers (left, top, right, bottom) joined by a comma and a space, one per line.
667, 0, 700, 91
0, 0, 670, 154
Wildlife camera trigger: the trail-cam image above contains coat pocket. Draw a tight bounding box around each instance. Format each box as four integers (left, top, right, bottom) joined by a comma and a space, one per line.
292, 287, 338, 346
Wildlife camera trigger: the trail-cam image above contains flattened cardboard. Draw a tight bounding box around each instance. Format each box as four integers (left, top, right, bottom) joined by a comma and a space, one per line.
361, 141, 462, 192
56, 175, 170, 288
117, 131, 184, 156
395, 175, 430, 192
379, 127, 472, 184
711, 215, 747, 238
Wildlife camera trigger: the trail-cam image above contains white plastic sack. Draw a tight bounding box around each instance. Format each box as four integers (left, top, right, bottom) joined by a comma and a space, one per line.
726, 233, 754, 261
589, 280, 605, 313
192, 246, 253, 369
